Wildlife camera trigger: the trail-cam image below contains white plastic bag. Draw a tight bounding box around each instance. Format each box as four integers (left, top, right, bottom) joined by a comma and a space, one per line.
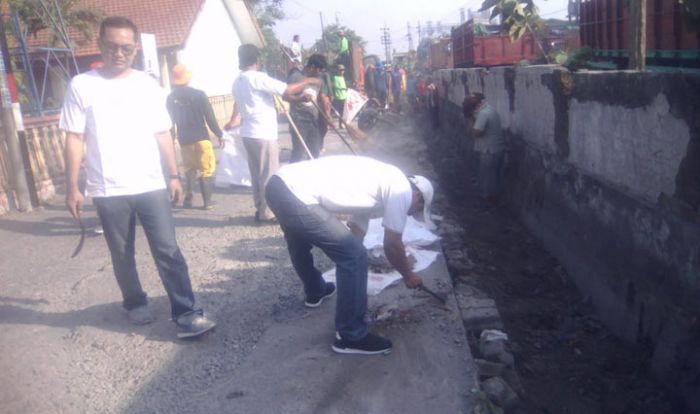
215, 129, 252, 187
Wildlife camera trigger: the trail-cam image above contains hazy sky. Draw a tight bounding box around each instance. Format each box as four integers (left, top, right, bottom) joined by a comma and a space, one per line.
274, 0, 571, 57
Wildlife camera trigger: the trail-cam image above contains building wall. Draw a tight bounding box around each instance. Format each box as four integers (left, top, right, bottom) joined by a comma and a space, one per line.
178, 0, 242, 97
433, 66, 700, 410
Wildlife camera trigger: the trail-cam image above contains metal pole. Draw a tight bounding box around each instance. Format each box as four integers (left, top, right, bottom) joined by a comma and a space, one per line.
0, 17, 32, 212
319, 12, 329, 54
628, 0, 647, 70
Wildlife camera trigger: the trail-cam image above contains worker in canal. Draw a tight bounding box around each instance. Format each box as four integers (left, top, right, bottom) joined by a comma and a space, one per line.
463, 93, 506, 206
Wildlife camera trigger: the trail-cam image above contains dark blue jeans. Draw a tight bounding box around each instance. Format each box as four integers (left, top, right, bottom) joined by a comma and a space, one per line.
93, 189, 199, 319
265, 176, 369, 341
289, 116, 322, 162
478, 151, 505, 198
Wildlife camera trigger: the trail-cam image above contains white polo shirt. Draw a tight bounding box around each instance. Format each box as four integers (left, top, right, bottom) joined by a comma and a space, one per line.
60, 70, 172, 197
274, 156, 413, 233
232, 70, 288, 140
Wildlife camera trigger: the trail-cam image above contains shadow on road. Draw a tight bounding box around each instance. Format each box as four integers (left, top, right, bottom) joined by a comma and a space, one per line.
0, 296, 180, 342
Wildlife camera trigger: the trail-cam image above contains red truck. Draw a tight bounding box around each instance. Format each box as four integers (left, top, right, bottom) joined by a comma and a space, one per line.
452, 20, 541, 68
580, 0, 700, 67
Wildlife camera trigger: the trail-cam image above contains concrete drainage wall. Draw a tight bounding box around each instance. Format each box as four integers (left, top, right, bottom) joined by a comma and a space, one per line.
433, 66, 700, 410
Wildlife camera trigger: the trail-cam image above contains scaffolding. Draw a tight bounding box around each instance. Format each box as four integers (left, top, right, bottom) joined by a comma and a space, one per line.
2, 0, 80, 115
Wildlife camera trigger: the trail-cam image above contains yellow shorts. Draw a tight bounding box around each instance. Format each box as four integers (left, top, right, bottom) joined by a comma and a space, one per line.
181, 140, 216, 177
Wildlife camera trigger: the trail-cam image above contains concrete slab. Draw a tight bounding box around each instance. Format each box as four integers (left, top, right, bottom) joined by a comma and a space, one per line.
196, 254, 476, 414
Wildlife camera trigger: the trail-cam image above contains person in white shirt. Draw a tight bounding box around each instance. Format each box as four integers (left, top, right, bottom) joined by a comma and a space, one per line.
290, 34, 302, 66
225, 44, 319, 223
61, 16, 215, 339
265, 156, 436, 355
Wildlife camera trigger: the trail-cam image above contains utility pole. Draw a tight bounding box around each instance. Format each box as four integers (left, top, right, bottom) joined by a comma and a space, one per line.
417, 20, 422, 43
460, 8, 466, 24
628, 0, 646, 70
407, 22, 414, 52
319, 12, 329, 54
0, 17, 32, 212
380, 26, 392, 64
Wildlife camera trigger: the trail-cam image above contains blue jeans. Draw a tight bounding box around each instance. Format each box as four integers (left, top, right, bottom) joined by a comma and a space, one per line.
93, 189, 200, 319
265, 176, 368, 341
289, 117, 322, 162
478, 151, 504, 198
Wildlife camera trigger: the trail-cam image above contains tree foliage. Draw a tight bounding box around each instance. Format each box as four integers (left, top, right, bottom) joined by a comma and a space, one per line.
247, 0, 286, 75
479, 0, 541, 41
7, 0, 101, 47
308, 23, 366, 65
479, 0, 548, 62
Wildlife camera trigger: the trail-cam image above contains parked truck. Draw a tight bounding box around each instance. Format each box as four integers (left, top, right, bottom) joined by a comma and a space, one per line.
427, 38, 454, 71
452, 20, 541, 68
580, 0, 700, 67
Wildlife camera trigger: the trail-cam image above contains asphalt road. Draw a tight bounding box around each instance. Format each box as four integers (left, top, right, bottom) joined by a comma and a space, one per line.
0, 114, 477, 414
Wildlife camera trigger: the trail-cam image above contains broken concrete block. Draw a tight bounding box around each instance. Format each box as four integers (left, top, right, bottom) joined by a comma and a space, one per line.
502, 368, 525, 395
462, 306, 502, 331
479, 336, 506, 358
475, 358, 507, 378
479, 330, 514, 367
481, 376, 520, 410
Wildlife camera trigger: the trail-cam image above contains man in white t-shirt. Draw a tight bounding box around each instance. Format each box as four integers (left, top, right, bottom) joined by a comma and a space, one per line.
60, 16, 215, 339
290, 34, 302, 66
225, 44, 319, 223
265, 156, 436, 355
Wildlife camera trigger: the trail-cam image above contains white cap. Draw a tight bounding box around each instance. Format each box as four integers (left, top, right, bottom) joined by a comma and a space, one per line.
408, 175, 436, 230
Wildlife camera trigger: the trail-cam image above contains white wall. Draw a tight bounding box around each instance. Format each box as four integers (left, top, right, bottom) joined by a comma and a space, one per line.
178, 0, 242, 97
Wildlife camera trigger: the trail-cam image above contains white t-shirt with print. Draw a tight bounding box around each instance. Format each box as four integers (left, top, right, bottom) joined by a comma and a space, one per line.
274, 156, 413, 233
232, 70, 288, 140
60, 70, 172, 198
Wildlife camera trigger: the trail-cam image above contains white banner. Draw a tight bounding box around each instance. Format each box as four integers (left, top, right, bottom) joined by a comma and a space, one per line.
343, 88, 368, 122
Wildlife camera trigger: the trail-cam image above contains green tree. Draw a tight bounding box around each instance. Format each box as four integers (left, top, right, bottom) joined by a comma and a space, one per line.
478, 0, 548, 61
247, 0, 286, 77
309, 24, 366, 61
8, 0, 101, 47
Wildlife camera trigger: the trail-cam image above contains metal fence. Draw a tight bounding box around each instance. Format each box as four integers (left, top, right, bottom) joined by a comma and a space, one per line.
0, 94, 235, 215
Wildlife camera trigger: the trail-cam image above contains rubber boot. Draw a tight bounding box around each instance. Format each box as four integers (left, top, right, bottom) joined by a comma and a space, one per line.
200, 176, 215, 210
183, 170, 197, 208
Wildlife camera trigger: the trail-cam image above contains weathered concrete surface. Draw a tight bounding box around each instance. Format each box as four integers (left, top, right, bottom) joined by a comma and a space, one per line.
434, 66, 700, 411
0, 121, 477, 413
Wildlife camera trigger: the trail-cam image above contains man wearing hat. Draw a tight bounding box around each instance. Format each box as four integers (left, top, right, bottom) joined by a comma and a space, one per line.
332, 64, 347, 129
166, 64, 223, 209
265, 155, 435, 355
337, 30, 349, 69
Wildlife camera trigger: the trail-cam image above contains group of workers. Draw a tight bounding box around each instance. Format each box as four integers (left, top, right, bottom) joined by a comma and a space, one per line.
60, 16, 440, 355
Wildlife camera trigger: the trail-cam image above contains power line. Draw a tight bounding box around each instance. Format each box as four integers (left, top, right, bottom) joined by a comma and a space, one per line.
286, 0, 317, 13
